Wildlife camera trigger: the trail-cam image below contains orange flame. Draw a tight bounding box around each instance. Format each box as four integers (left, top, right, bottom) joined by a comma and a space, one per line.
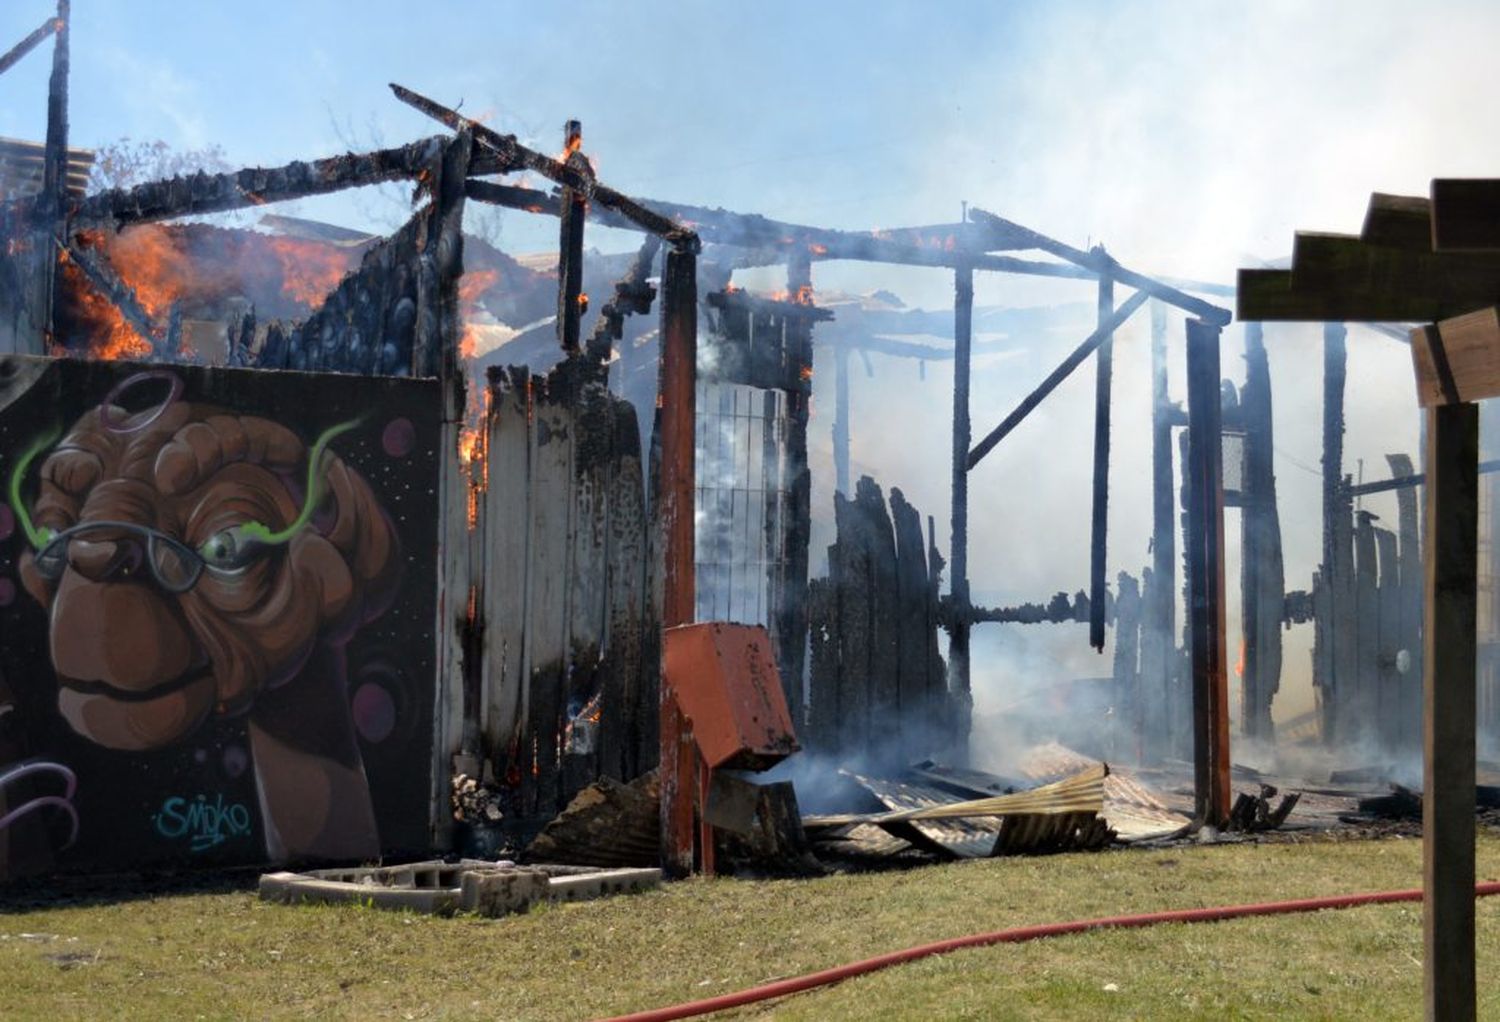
266, 237, 353, 307
455, 268, 500, 528
1234, 639, 1246, 679
809, 243, 828, 256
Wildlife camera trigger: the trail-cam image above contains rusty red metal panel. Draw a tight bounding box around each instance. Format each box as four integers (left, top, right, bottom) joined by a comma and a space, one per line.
663, 623, 800, 771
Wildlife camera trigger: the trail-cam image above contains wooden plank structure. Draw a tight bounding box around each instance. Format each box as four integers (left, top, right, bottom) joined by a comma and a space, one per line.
1239, 177, 1500, 1022
806, 477, 951, 768
0, 5, 1250, 878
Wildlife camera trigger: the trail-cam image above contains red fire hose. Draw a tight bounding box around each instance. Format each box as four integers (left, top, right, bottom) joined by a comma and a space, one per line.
600, 882, 1500, 1022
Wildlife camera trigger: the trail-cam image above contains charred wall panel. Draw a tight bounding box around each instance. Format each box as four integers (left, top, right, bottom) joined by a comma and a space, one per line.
806, 474, 951, 768
479, 361, 653, 834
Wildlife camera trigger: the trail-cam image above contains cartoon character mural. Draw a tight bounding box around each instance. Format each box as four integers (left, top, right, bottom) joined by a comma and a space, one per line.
0, 357, 440, 877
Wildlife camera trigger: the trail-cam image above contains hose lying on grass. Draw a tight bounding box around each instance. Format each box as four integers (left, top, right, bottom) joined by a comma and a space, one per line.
601, 881, 1500, 1021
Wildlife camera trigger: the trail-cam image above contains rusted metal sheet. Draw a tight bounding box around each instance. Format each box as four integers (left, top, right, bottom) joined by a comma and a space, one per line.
662, 623, 799, 771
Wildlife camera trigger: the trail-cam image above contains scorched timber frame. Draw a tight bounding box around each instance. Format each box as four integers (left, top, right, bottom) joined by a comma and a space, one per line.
1, 1, 1238, 866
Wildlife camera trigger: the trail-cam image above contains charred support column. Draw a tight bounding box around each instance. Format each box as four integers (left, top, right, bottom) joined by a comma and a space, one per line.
556, 120, 587, 355
1423, 401, 1477, 1022
1144, 300, 1175, 762
949, 261, 974, 762
833, 344, 851, 496
1318, 322, 1350, 743
658, 246, 699, 877
1089, 256, 1114, 652
20, 0, 68, 355
781, 249, 816, 725
1240, 321, 1283, 741
1185, 317, 1230, 827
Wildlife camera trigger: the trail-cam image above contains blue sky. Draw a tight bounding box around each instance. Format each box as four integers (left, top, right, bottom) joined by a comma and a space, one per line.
5, 1, 1498, 722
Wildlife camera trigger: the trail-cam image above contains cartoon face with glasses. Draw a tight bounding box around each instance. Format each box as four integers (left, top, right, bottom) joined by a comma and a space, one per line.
7, 375, 402, 860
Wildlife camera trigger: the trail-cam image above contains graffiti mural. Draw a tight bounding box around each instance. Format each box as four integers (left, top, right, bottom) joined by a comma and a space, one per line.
0, 355, 440, 878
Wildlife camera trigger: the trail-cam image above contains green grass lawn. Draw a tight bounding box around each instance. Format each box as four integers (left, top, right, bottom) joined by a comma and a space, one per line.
2, 833, 1498, 1021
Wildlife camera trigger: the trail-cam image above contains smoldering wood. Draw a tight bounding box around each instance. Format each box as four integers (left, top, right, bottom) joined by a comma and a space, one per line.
1346, 457, 1500, 496
1239, 321, 1283, 742
0, 14, 60, 78
1185, 317, 1230, 827
1141, 300, 1177, 763
71, 136, 496, 230
777, 254, 815, 724
833, 344, 851, 495
41, 0, 69, 228
59, 236, 159, 344
1315, 323, 1348, 744
968, 207, 1232, 326
1089, 266, 1114, 651
391, 84, 698, 251
948, 262, 973, 761
808, 477, 950, 769
967, 288, 1150, 470
556, 125, 588, 355
655, 246, 698, 876
465, 179, 1106, 278
585, 235, 660, 367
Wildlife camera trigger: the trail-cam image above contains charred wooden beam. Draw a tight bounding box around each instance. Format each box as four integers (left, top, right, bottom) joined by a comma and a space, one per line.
1346, 458, 1500, 496
556, 121, 587, 355
1143, 300, 1176, 762
949, 261, 973, 759
391, 84, 699, 252
59, 236, 158, 345
1185, 317, 1231, 828
969, 207, 1232, 326
1089, 261, 1114, 652
967, 289, 1150, 470
657, 246, 698, 876
1319, 323, 1349, 744
0, 13, 61, 78
71, 136, 485, 230
586, 234, 660, 366
1240, 321, 1284, 742
465, 178, 1207, 283
40, 0, 69, 225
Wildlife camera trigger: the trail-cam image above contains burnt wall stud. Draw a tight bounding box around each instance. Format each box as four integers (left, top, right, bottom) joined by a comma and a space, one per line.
949, 259, 974, 761
1089, 254, 1114, 652
1185, 317, 1230, 827
657, 246, 698, 877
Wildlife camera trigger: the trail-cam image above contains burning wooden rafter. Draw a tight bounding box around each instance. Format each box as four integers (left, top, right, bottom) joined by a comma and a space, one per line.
59, 235, 161, 348
390, 84, 699, 252
556, 120, 588, 354
71, 135, 506, 231
0, 14, 62, 79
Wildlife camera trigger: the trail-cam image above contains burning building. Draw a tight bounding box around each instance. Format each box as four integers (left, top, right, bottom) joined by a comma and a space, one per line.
6, 1, 1492, 889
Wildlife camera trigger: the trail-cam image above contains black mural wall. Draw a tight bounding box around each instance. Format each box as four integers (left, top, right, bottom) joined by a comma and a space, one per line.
0, 355, 440, 878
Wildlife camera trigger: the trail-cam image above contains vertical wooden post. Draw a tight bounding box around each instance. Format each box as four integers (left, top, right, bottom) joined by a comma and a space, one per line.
556, 120, 586, 355
780, 250, 815, 726
949, 261, 974, 761
1089, 255, 1114, 652
1240, 320, 1283, 742
1185, 317, 1230, 827
1423, 401, 1477, 1022
658, 246, 698, 877
833, 343, 851, 496
21, 0, 68, 356
1144, 300, 1175, 763
1318, 322, 1349, 743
